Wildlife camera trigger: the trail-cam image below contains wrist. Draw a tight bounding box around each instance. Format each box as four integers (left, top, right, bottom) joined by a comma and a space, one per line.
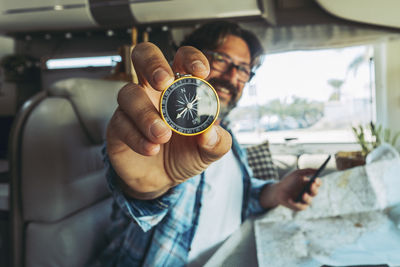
116, 176, 171, 200
259, 182, 280, 209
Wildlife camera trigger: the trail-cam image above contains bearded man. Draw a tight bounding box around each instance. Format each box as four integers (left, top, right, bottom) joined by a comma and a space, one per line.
97, 21, 321, 267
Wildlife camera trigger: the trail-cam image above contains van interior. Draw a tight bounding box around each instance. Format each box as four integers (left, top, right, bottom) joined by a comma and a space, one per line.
1, 0, 400, 266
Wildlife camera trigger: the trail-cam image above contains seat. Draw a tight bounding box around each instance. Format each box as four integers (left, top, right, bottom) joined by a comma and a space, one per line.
8, 78, 126, 267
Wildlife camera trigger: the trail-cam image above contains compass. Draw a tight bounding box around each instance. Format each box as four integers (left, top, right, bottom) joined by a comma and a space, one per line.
160, 74, 220, 136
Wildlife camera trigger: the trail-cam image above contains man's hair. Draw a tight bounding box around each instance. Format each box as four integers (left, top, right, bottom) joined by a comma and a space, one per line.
180, 20, 264, 69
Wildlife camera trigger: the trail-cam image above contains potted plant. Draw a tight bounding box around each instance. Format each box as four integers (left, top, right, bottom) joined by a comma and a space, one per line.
335, 122, 400, 170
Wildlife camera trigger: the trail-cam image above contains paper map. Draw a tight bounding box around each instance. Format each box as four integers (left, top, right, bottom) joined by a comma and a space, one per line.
255, 149, 400, 267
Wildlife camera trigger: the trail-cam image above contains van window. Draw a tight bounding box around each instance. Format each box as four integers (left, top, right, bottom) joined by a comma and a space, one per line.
46, 55, 121, 69
228, 45, 375, 148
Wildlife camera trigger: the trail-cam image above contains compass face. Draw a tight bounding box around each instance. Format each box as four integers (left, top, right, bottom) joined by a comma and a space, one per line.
160, 76, 220, 136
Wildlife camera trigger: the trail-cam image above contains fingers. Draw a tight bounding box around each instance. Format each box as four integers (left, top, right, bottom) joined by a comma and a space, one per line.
291, 177, 322, 210
172, 46, 210, 79
132, 42, 175, 90
132, 43, 210, 92
287, 198, 309, 211
116, 43, 210, 157
110, 43, 219, 156
196, 125, 232, 164
309, 177, 322, 197
107, 107, 162, 156
294, 191, 313, 205
116, 83, 172, 147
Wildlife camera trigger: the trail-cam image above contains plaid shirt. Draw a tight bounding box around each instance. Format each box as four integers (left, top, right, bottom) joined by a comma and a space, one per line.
95, 130, 274, 267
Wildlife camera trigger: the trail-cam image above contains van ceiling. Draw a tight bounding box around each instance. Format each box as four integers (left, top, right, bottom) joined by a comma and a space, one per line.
1, 0, 400, 35
316, 0, 400, 29
0, 0, 274, 33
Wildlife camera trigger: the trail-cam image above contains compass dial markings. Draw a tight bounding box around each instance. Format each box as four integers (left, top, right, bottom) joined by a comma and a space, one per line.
160, 76, 219, 136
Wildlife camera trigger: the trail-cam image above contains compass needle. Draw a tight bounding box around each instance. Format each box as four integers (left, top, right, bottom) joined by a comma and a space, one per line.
176, 107, 188, 119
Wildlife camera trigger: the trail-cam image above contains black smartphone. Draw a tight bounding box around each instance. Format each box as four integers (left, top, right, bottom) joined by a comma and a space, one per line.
295, 155, 331, 203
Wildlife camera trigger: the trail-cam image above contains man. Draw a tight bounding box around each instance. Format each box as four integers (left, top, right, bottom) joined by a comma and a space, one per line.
99, 21, 321, 266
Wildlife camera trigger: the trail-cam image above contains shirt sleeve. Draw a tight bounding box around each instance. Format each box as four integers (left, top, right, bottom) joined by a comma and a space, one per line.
246, 177, 276, 216
103, 145, 184, 232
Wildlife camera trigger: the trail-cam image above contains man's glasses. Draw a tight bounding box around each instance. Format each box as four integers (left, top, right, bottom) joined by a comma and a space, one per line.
204, 51, 255, 83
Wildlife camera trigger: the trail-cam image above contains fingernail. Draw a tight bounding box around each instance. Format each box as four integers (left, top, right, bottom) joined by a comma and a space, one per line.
153, 68, 173, 85
206, 127, 218, 147
191, 60, 207, 73
150, 119, 169, 138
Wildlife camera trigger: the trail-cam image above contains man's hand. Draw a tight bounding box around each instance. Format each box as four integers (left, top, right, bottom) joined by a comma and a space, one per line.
106, 43, 232, 200
259, 169, 322, 211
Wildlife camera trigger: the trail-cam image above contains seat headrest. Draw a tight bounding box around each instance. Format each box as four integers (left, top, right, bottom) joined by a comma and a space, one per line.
49, 78, 126, 144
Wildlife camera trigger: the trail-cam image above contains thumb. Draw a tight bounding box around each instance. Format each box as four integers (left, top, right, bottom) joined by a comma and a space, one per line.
197, 125, 232, 164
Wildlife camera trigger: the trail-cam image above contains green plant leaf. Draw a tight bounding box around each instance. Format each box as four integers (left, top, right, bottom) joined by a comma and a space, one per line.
392, 132, 400, 146
384, 128, 391, 143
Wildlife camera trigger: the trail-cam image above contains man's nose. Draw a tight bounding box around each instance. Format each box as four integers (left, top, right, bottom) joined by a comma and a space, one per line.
221, 64, 240, 85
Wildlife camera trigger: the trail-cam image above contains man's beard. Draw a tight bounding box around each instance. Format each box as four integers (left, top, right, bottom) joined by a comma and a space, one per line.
207, 77, 239, 120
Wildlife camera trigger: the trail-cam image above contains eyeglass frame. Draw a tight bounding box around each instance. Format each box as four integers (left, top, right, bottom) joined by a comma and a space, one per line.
203, 50, 255, 83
